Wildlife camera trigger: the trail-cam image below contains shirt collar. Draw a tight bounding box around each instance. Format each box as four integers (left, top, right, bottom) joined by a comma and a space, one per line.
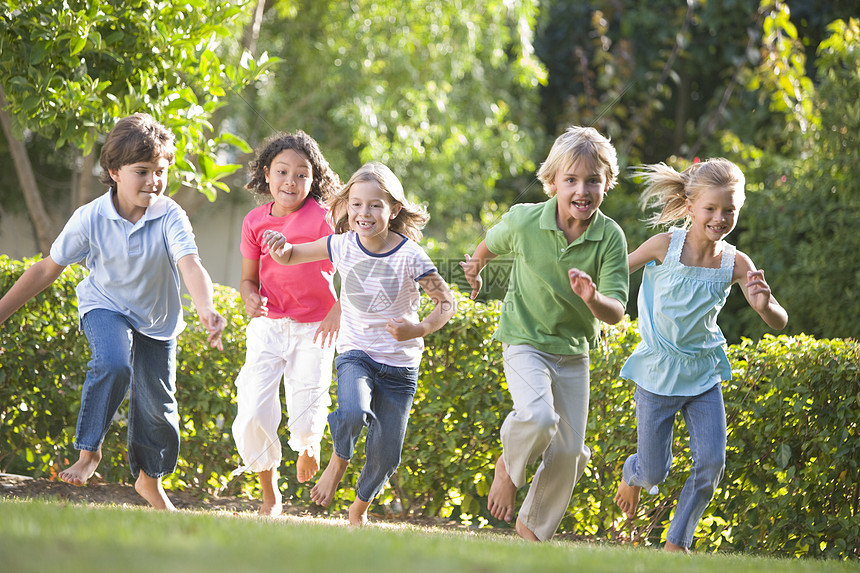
96, 189, 168, 222
539, 195, 607, 242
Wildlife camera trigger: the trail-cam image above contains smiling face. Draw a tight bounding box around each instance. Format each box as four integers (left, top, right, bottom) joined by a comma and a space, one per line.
265, 149, 313, 216
686, 185, 741, 241
109, 156, 170, 223
550, 158, 608, 225
347, 180, 401, 248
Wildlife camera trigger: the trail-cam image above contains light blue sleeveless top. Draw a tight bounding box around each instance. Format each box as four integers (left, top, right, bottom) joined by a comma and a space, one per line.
620, 227, 735, 396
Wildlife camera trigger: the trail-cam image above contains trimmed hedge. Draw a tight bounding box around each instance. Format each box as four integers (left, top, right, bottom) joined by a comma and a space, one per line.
1, 255, 858, 559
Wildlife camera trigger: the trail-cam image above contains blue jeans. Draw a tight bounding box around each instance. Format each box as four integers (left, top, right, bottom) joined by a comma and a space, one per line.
622, 384, 726, 549
329, 350, 418, 502
78, 309, 179, 479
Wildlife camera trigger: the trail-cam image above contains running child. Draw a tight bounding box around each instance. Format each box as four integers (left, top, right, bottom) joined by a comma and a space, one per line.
262, 161, 456, 526
0, 113, 226, 510
231, 131, 342, 517
460, 125, 629, 541
614, 158, 788, 552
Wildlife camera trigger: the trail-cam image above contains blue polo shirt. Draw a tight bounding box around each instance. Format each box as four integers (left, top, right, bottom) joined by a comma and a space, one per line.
484, 196, 629, 355
50, 191, 199, 340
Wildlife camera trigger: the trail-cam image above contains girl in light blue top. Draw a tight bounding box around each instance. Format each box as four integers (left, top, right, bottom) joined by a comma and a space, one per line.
614, 158, 788, 553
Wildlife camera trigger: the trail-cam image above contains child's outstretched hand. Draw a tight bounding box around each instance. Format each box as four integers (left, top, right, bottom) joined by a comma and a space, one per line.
386, 317, 422, 341
314, 301, 341, 348
459, 254, 483, 299
745, 270, 773, 313
568, 268, 597, 302
244, 293, 269, 318
199, 309, 226, 351
262, 230, 290, 257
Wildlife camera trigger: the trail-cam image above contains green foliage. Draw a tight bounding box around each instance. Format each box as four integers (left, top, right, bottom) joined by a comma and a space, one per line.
730, 18, 860, 340
0, 0, 272, 199
230, 0, 546, 258
2, 256, 858, 558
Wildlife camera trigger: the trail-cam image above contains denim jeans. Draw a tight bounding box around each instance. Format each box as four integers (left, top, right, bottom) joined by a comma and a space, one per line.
78, 309, 179, 479
329, 350, 418, 503
622, 384, 727, 549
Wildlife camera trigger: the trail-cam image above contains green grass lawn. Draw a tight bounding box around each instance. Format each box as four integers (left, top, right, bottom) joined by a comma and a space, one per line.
1, 498, 856, 573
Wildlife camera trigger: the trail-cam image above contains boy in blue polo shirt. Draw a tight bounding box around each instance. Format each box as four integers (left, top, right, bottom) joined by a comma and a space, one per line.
461, 125, 628, 541
0, 113, 225, 510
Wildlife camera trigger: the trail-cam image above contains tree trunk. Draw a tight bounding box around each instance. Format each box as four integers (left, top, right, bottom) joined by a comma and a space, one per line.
0, 83, 57, 254
76, 132, 98, 208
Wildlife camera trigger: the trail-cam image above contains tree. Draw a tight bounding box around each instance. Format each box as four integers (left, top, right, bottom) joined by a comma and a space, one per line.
0, 0, 276, 253
226, 0, 547, 261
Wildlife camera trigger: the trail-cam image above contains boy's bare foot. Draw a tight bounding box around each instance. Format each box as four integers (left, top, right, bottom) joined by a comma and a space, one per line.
614, 478, 642, 519
296, 450, 320, 483
134, 472, 176, 511
58, 449, 102, 486
515, 517, 540, 542
348, 498, 370, 526
258, 469, 283, 517
487, 455, 517, 522
310, 455, 349, 506
664, 541, 690, 554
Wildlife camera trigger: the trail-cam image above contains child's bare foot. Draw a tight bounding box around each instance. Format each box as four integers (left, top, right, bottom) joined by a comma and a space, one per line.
310, 455, 349, 506
258, 469, 283, 517
58, 449, 102, 486
614, 478, 642, 519
515, 517, 540, 542
348, 498, 370, 526
134, 472, 176, 511
664, 541, 690, 554
296, 450, 320, 483
487, 455, 517, 522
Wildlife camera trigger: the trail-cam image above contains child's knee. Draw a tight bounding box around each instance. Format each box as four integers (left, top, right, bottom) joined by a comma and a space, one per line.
335, 406, 370, 431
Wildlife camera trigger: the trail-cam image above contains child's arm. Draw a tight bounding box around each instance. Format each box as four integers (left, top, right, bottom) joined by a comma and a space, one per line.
177, 254, 227, 350
0, 257, 67, 324
239, 257, 268, 318
386, 272, 457, 341
568, 268, 625, 325
459, 240, 498, 299
262, 231, 329, 266
734, 252, 788, 330
628, 232, 671, 274
313, 299, 341, 348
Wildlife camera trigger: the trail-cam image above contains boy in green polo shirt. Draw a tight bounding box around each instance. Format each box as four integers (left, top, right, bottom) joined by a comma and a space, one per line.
460, 125, 628, 541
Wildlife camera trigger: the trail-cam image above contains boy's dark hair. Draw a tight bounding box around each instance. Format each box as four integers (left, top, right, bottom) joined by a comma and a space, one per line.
245, 131, 341, 203
98, 113, 176, 188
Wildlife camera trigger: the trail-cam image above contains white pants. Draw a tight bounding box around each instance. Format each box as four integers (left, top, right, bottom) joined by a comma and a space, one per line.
501, 344, 591, 541
232, 317, 335, 473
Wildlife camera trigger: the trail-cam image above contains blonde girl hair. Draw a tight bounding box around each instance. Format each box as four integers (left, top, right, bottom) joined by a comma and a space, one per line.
329, 162, 430, 242
536, 125, 619, 197
636, 158, 746, 228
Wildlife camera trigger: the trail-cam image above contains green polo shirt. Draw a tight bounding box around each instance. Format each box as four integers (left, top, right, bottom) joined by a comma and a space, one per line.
484, 197, 629, 355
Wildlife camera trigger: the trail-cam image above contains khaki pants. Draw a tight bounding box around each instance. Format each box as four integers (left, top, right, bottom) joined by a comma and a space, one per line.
501, 344, 591, 541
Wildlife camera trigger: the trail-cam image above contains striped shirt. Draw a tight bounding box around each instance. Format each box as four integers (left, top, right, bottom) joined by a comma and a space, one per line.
327, 231, 436, 367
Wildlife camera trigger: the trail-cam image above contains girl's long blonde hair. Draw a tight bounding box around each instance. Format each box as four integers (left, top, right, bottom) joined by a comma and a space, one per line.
635, 158, 746, 228
329, 162, 429, 241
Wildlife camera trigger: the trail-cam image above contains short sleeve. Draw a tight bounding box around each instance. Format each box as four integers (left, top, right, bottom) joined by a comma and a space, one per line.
484, 208, 517, 256
240, 213, 263, 261
50, 207, 90, 266
162, 203, 198, 263
596, 222, 629, 306
411, 243, 437, 281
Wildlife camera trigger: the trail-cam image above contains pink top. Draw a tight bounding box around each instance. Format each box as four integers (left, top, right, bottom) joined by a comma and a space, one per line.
240, 199, 336, 322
